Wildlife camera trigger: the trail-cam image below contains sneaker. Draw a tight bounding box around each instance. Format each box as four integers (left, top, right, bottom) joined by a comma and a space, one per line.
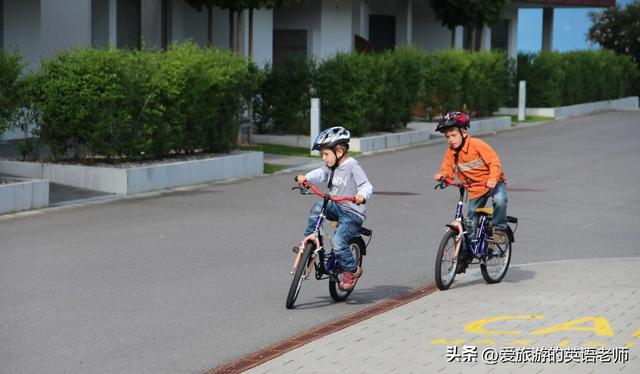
338, 267, 363, 290
492, 228, 509, 245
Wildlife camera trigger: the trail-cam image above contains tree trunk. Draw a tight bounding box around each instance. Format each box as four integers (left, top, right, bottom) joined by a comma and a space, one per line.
451, 28, 456, 49
470, 27, 477, 52
207, 5, 213, 48
235, 10, 242, 53
249, 8, 254, 59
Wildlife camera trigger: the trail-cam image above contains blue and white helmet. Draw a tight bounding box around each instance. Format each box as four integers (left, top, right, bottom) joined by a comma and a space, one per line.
312, 126, 350, 151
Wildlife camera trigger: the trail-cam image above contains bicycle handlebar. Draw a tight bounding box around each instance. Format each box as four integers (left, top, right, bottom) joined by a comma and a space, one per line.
292, 180, 365, 204
434, 178, 487, 190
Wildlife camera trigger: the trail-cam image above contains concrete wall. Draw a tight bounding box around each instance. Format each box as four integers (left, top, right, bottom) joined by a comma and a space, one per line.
273, 0, 321, 58
0, 179, 49, 214
412, 0, 451, 50
41, 0, 92, 57
3, 0, 41, 70
320, 0, 353, 58
0, 152, 264, 195
251, 8, 273, 66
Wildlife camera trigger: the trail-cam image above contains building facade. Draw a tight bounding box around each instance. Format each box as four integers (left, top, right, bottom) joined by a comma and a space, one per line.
1, 0, 615, 70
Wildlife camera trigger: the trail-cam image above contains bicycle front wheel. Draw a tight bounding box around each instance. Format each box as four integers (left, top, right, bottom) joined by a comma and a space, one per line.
435, 230, 459, 290
481, 241, 512, 284
329, 238, 363, 302
286, 242, 315, 309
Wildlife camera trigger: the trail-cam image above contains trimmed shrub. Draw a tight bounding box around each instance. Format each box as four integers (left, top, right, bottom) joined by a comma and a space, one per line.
419, 49, 468, 119
516, 50, 638, 108
373, 47, 423, 131
314, 52, 381, 136
463, 51, 510, 116
31, 42, 259, 161
0, 49, 27, 134
253, 56, 314, 134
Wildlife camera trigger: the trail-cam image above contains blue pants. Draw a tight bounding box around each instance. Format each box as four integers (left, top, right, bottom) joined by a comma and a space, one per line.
467, 182, 508, 237
304, 201, 362, 272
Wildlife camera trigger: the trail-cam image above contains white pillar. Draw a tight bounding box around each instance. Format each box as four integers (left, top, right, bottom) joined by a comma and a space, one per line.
454, 26, 464, 49
109, 0, 117, 46
518, 81, 526, 122
310, 98, 320, 156
508, 11, 518, 60
542, 8, 553, 51
481, 23, 491, 51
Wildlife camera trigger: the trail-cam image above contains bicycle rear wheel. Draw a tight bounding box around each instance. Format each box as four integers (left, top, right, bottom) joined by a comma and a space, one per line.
286, 242, 315, 309
481, 241, 511, 284
435, 230, 459, 290
329, 238, 364, 302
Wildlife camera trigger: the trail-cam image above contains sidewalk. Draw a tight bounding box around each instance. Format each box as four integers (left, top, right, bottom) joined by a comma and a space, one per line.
240, 257, 639, 373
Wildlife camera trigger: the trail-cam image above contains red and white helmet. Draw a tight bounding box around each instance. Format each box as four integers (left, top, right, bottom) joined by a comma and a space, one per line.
435, 112, 470, 133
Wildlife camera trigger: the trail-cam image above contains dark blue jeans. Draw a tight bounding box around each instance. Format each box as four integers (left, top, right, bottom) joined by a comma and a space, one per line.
467, 182, 508, 238
304, 200, 362, 272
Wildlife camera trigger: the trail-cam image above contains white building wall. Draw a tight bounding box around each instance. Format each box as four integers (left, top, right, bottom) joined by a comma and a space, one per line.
3, 0, 41, 70
212, 6, 229, 50
41, 0, 91, 58
251, 8, 273, 67
273, 0, 321, 58
505, 3, 518, 59
412, 0, 451, 50
320, 0, 352, 59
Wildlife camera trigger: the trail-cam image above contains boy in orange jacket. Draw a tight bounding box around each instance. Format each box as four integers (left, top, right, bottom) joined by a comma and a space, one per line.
433, 112, 509, 246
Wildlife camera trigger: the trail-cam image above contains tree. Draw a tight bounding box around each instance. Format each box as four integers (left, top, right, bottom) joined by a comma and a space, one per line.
588, 1, 640, 64
430, 0, 508, 50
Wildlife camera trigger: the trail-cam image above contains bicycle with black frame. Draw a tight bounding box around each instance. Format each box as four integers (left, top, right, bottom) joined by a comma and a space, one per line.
286, 181, 372, 309
434, 178, 518, 290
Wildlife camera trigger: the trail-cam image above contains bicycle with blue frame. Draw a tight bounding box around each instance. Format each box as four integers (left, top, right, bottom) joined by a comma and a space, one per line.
434, 178, 518, 290
286, 181, 372, 309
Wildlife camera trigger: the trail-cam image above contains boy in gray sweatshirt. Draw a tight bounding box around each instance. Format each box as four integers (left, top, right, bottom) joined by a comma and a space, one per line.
295, 126, 373, 290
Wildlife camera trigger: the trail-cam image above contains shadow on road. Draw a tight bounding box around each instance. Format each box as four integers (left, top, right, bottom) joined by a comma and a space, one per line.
292, 284, 414, 309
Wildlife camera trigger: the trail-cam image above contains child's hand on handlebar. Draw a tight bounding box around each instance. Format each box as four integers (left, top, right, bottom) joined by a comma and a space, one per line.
355, 194, 365, 205
434, 173, 445, 182
295, 175, 307, 186
486, 179, 497, 189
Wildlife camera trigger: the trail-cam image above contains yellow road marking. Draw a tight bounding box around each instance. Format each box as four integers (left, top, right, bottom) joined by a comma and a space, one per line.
465, 315, 544, 335
531, 317, 614, 337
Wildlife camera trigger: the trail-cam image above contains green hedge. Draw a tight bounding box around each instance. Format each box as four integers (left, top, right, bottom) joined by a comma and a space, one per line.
516, 50, 638, 107
0, 49, 27, 134
252, 56, 314, 134
257, 48, 512, 135
31, 42, 259, 161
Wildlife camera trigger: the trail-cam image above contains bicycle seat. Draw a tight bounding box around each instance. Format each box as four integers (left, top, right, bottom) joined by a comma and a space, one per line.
475, 208, 493, 215
359, 227, 372, 236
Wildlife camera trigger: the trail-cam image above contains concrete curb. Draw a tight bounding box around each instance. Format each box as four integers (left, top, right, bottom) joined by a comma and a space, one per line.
0, 151, 263, 195
0, 177, 49, 214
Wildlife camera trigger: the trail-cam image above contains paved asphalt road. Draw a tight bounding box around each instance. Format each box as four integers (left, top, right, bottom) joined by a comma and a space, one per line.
1, 111, 638, 373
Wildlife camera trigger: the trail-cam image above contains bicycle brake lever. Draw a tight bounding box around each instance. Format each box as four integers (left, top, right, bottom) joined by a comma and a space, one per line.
291, 186, 311, 194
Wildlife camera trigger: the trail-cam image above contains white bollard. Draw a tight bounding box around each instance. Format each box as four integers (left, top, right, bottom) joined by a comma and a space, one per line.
518, 80, 526, 122
310, 98, 320, 156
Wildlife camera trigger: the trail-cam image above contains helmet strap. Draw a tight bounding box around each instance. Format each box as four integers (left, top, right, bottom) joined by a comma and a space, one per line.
327, 148, 343, 189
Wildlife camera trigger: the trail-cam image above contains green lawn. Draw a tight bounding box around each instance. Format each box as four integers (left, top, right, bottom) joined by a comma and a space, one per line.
238, 144, 317, 158
239, 143, 361, 157
263, 163, 288, 174
511, 115, 553, 123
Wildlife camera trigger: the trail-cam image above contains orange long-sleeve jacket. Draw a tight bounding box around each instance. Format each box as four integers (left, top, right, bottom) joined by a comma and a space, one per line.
438, 136, 505, 200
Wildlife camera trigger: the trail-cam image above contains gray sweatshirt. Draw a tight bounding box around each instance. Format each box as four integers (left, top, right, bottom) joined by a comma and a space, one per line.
305, 157, 373, 221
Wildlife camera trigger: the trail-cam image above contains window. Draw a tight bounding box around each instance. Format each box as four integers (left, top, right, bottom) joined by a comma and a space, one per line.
273, 29, 307, 65
369, 15, 395, 52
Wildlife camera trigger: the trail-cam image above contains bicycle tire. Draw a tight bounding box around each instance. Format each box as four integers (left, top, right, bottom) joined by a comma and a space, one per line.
329, 237, 364, 302
286, 242, 315, 309
435, 230, 459, 290
480, 241, 512, 284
